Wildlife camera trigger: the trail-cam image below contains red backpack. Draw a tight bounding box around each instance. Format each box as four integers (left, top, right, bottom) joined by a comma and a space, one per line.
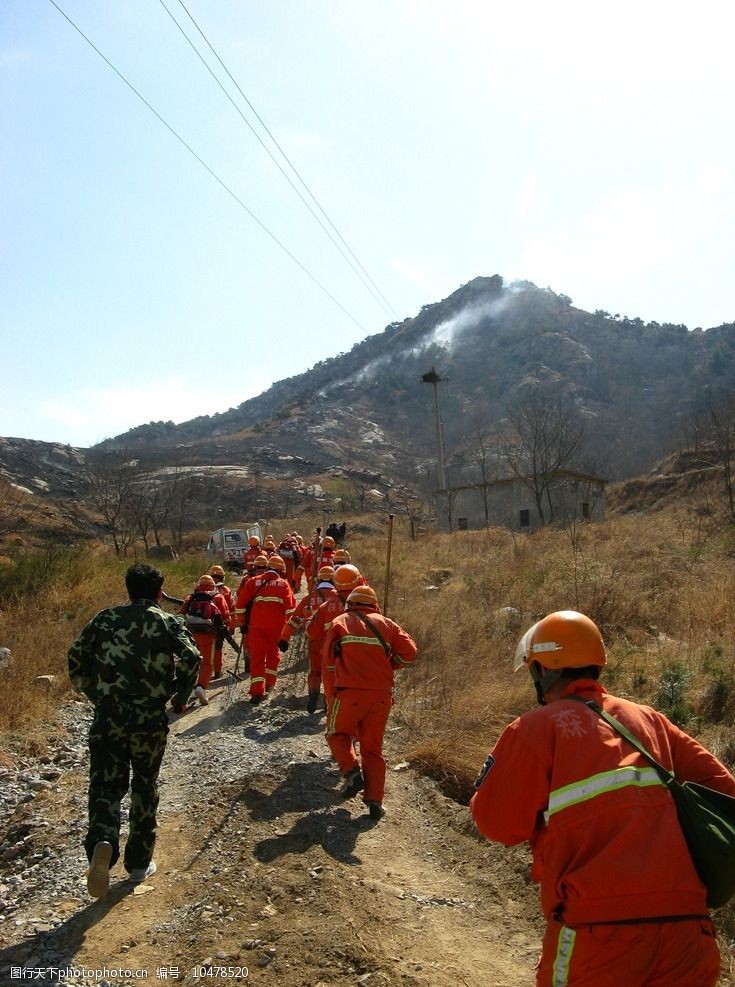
278, 536, 299, 560
184, 591, 220, 632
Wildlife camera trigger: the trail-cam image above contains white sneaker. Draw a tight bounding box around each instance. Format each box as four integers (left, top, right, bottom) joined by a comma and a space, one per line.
86, 840, 113, 899
194, 685, 209, 706
127, 860, 157, 883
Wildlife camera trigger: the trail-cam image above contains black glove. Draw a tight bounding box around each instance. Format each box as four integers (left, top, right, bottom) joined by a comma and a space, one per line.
277, 640, 289, 653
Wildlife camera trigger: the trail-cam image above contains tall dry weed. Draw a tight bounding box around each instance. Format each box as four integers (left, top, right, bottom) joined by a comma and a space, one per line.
0, 547, 207, 736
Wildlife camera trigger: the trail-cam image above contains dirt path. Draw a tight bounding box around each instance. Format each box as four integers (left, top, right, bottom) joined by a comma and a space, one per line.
0, 649, 542, 986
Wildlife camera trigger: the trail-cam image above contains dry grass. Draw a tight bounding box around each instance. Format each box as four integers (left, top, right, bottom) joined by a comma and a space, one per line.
0, 546, 210, 736
3, 506, 735, 955
3, 507, 735, 751
348, 510, 735, 782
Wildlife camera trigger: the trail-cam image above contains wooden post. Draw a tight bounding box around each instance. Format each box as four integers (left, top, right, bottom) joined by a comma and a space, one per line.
383, 513, 395, 616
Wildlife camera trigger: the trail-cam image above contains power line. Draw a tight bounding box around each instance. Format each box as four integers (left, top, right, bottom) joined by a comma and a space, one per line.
174, 0, 399, 320
157, 0, 395, 320
47, 0, 369, 334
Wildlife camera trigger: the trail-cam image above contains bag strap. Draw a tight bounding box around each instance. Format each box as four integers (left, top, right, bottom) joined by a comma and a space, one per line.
569, 696, 675, 787
354, 612, 393, 660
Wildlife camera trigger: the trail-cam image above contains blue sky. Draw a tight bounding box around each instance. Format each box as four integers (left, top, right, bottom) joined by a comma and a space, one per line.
4, 1, 735, 447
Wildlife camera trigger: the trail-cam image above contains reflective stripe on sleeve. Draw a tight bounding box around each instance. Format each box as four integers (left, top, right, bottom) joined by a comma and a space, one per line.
547, 766, 663, 820
339, 635, 385, 647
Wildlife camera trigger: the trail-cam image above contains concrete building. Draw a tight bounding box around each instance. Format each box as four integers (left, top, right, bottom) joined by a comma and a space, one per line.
437, 469, 606, 532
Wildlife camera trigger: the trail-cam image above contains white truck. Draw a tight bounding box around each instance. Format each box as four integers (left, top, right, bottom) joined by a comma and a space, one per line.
205, 523, 262, 571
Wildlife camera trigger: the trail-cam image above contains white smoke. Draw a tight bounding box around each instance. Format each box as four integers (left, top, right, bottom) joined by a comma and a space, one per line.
431, 294, 513, 352
323, 287, 520, 388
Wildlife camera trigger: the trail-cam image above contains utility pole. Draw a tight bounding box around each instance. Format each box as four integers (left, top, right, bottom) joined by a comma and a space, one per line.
420, 367, 448, 491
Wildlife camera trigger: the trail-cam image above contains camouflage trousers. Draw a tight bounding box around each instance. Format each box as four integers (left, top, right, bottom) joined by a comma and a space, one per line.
84, 703, 169, 874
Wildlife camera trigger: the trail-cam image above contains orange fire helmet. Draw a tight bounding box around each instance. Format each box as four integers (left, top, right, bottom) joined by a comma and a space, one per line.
334, 564, 361, 592
514, 611, 606, 673
346, 585, 379, 609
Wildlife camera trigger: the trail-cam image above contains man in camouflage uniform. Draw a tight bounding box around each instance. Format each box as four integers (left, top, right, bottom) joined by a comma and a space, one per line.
68, 563, 201, 899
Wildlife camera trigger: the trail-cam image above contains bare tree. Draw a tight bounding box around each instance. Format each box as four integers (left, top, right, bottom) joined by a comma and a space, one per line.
469, 418, 498, 526
439, 487, 460, 533
0, 479, 40, 536
80, 454, 140, 555
394, 488, 429, 540
166, 469, 201, 552
690, 396, 735, 523
495, 394, 586, 525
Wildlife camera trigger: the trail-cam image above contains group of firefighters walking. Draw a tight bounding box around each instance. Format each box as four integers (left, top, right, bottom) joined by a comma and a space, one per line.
177, 528, 417, 820
67, 523, 735, 985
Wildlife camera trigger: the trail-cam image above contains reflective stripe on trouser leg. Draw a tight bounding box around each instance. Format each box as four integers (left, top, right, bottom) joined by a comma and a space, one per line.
265, 638, 280, 688
552, 926, 576, 987
247, 628, 269, 695
326, 696, 359, 774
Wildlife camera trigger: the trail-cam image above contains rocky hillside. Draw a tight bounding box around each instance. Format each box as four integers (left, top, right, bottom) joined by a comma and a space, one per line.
2, 275, 735, 538
95, 275, 735, 482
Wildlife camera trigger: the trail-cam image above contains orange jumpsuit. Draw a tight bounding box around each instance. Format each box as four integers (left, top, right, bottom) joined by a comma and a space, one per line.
293, 539, 306, 590
242, 546, 262, 576
302, 544, 336, 590
213, 580, 235, 625
211, 582, 235, 674
278, 537, 304, 592
237, 570, 295, 697
306, 591, 349, 705
470, 678, 735, 986
283, 582, 339, 693
179, 591, 230, 688
324, 608, 417, 803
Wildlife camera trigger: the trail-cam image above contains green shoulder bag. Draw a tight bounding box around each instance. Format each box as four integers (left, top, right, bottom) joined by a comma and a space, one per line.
579, 698, 735, 909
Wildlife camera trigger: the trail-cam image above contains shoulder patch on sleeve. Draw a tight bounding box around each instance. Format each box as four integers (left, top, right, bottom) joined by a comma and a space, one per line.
474, 754, 495, 789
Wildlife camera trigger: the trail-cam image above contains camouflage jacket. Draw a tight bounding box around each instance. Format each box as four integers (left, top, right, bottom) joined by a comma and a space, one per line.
67, 600, 201, 714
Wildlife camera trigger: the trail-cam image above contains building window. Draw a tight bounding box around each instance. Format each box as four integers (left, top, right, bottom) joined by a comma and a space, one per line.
582, 502, 590, 520
458, 517, 468, 530
520, 509, 530, 528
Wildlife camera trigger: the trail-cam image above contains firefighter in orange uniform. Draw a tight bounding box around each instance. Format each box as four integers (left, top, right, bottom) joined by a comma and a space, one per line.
301, 533, 318, 590
179, 575, 230, 704
324, 585, 417, 820
332, 547, 351, 568
303, 533, 337, 590
277, 532, 304, 592
471, 610, 735, 987
237, 555, 295, 704
306, 564, 363, 710
280, 566, 338, 713
293, 533, 306, 591
234, 554, 267, 611
208, 564, 235, 677
242, 536, 263, 576
209, 565, 234, 620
